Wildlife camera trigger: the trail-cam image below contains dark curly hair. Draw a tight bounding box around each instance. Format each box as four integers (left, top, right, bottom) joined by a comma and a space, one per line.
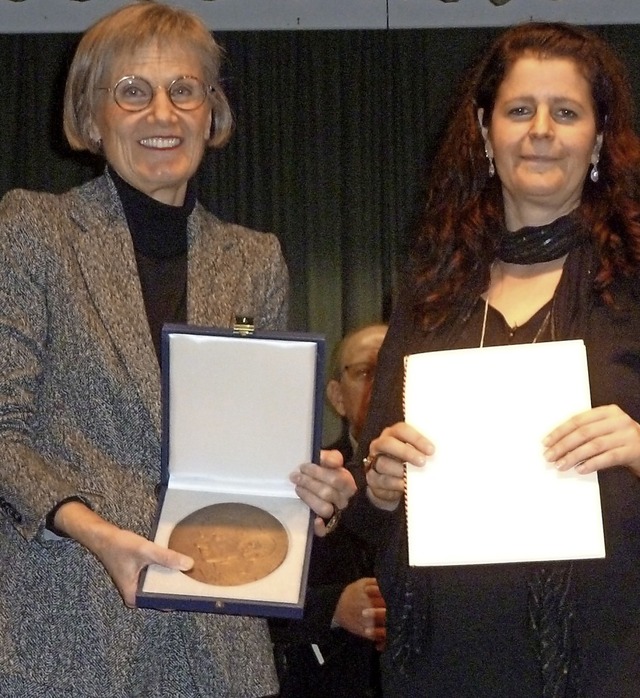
411, 22, 640, 330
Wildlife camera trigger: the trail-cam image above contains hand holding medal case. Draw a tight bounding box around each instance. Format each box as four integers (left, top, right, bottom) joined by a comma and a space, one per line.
137, 323, 324, 618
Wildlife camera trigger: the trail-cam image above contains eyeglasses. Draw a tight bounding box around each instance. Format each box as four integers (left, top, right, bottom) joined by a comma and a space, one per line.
98, 75, 214, 112
341, 362, 376, 383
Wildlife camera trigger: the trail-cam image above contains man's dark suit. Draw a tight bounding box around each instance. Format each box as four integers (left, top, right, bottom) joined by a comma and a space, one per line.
269, 429, 381, 697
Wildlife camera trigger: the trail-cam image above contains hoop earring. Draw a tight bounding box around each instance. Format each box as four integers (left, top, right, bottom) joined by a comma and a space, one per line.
590, 162, 599, 183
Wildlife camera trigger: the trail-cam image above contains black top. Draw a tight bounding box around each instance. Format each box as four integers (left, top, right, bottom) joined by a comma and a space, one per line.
110, 167, 193, 362
346, 244, 640, 698
270, 431, 382, 698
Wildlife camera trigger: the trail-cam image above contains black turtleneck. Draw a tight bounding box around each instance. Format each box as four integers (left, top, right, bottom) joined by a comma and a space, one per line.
109, 167, 195, 363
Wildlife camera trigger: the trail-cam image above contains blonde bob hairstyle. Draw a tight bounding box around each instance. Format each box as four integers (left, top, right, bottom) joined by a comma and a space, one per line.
63, 0, 233, 154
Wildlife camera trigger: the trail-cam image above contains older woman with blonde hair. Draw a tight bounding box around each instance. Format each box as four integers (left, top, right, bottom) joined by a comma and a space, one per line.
0, 2, 351, 696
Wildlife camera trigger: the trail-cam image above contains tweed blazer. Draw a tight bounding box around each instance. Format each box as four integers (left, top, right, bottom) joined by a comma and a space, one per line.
0, 173, 287, 697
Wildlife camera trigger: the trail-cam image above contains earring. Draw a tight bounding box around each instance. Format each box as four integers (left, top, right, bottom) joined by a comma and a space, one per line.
590, 162, 599, 183
486, 153, 495, 177
484, 145, 495, 177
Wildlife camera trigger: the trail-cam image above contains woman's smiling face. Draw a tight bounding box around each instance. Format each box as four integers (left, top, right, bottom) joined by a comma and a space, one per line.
480, 55, 602, 229
91, 41, 212, 206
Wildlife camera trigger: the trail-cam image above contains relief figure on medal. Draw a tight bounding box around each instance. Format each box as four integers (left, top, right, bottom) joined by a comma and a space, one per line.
168, 502, 290, 586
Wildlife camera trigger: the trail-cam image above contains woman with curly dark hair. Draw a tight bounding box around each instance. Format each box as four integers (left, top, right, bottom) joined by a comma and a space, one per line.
349, 22, 640, 697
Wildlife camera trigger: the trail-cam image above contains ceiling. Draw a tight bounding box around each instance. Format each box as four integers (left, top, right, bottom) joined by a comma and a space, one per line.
1, 0, 638, 33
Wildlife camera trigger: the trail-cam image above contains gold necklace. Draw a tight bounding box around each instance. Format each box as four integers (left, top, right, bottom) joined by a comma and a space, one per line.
479, 293, 554, 348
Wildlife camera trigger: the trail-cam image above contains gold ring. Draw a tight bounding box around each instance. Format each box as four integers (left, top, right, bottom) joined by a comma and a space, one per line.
324, 506, 343, 534
363, 454, 380, 474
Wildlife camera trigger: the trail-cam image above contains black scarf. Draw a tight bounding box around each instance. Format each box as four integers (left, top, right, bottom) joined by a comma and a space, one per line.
496, 212, 587, 265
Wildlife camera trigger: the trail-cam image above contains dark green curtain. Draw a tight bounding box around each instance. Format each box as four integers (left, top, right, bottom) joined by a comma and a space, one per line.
2, 26, 640, 439
202, 28, 508, 335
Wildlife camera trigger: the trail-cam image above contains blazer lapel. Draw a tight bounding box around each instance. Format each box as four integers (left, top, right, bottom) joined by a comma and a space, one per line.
69, 177, 162, 433
187, 206, 243, 328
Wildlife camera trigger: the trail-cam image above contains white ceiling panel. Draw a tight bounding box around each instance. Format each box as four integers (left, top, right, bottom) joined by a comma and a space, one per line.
389, 0, 640, 28
0, 0, 637, 34
0, 0, 387, 33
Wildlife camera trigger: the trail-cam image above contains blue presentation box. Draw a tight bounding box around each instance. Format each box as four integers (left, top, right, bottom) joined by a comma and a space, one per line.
137, 323, 324, 618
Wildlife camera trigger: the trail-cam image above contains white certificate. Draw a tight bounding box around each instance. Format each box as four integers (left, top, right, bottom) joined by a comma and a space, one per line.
403, 340, 605, 567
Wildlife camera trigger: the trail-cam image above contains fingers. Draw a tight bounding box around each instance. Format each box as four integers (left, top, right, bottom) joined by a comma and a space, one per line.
95, 527, 194, 608
292, 450, 356, 520
543, 406, 610, 454
120, 535, 193, 574
365, 452, 404, 482
364, 451, 406, 509
362, 607, 387, 630
362, 607, 387, 644
149, 543, 194, 572
312, 515, 334, 538
362, 577, 380, 593
543, 405, 640, 475
364, 583, 386, 608
318, 448, 344, 470
361, 423, 433, 511
365, 463, 404, 510
334, 578, 387, 641
370, 422, 434, 468
124, 541, 194, 607
292, 468, 353, 518
297, 424, 434, 517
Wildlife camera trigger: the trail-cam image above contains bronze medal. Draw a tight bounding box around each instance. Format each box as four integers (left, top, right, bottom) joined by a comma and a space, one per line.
168, 502, 289, 586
